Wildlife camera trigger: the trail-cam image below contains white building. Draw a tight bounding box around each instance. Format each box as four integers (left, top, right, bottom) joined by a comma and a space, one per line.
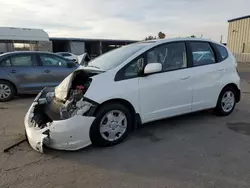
0, 27, 137, 58
0, 27, 52, 53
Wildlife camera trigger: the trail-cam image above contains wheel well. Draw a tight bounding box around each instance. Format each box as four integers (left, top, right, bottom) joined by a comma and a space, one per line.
221, 83, 240, 102
0, 79, 17, 94
93, 98, 141, 129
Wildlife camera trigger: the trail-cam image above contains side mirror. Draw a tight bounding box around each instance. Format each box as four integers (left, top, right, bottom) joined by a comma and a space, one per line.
144, 63, 162, 75
67, 62, 74, 68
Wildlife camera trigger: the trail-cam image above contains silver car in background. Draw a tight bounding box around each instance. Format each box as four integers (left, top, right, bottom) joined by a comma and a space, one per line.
0, 51, 77, 102
56, 52, 78, 63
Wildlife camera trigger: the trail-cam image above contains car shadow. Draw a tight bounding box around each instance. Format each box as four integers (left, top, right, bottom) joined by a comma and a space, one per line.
16, 94, 37, 99
44, 110, 225, 180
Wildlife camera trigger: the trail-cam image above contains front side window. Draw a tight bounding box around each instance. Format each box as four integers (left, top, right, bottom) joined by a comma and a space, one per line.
123, 58, 144, 79
10, 55, 33, 66
40, 54, 67, 67
115, 57, 145, 81
190, 42, 215, 66
146, 42, 187, 71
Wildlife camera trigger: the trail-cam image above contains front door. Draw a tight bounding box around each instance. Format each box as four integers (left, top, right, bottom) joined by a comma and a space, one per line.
38, 54, 76, 87
138, 42, 193, 123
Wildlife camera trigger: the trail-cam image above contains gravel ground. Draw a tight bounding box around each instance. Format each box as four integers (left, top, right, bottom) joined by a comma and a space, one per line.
1, 64, 250, 188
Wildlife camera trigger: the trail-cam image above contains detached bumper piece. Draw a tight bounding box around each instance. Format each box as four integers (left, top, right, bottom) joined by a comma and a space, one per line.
25, 112, 95, 153
24, 88, 97, 153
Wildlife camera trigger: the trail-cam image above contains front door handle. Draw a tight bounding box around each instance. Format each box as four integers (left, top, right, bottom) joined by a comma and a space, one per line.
180, 76, 190, 80
44, 69, 51, 73
10, 69, 16, 74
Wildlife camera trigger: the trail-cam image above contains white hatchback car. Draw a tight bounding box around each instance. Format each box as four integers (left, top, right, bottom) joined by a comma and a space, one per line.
25, 38, 241, 153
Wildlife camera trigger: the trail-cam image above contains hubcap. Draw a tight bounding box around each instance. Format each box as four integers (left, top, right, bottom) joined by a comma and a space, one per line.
100, 110, 127, 141
221, 91, 235, 113
0, 84, 11, 100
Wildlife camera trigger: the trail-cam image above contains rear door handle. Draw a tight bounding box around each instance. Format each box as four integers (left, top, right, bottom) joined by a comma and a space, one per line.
44, 69, 51, 73
180, 76, 190, 80
10, 69, 16, 74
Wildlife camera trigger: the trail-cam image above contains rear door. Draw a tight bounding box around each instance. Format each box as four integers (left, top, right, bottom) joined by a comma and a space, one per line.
187, 41, 224, 111
0, 53, 46, 93
38, 53, 76, 87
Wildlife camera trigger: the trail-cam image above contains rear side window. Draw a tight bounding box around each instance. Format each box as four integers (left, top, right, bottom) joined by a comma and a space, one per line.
189, 42, 216, 66
0, 58, 11, 67
10, 55, 33, 66
216, 44, 228, 60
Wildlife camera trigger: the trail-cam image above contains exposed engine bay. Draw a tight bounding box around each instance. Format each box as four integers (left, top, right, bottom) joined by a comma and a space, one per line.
31, 69, 101, 128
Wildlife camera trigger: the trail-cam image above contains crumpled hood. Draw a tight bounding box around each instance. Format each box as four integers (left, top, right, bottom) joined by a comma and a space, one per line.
55, 72, 74, 101
54, 67, 104, 102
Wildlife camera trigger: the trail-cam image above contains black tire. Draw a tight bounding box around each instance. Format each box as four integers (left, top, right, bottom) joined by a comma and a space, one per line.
215, 86, 236, 116
0, 80, 15, 102
90, 103, 133, 147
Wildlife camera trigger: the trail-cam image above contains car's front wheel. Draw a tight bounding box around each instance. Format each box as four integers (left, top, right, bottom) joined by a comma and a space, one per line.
0, 81, 15, 102
215, 86, 236, 116
90, 103, 133, 146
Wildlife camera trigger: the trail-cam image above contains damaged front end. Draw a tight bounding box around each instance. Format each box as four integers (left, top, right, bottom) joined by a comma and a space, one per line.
24, 69, 101, 153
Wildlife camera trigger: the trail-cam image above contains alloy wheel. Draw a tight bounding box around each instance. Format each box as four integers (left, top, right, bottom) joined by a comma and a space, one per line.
100, 110, 128, 141
221, 91, 235, 113
0, 84, 11, 100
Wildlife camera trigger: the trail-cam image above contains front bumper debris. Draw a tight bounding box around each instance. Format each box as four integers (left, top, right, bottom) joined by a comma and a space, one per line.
24, 90, 96, 153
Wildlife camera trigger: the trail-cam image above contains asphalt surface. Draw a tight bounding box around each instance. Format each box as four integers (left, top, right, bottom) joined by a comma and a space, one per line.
1, 64, 250, 188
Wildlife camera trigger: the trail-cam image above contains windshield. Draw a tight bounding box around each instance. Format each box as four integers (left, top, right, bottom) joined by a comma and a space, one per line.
87, 42, 150, 71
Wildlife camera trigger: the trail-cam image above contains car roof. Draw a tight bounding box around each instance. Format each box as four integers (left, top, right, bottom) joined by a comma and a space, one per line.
0, 51, 70, 62
133, 37, 225, 50
139, 37, 215, 45
56, 52, 71, 54
0, 51, 61, 57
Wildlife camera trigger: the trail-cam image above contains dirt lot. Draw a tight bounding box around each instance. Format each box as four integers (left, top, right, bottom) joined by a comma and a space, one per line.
1, 64, 250, 188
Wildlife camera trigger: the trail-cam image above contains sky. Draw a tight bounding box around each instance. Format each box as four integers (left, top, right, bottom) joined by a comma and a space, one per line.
0, 0, 250, 42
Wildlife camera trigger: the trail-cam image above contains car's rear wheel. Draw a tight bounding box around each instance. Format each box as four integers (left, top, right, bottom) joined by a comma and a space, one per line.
0, 81, 15, 102
90, 103, 133, 146
215, 87, 236, 116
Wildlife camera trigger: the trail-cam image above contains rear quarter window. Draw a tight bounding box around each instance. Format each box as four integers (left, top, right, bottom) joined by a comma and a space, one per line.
215, 44, 228, 61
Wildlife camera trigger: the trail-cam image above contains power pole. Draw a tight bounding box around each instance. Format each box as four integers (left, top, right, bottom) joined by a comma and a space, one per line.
220, 35, 223, 43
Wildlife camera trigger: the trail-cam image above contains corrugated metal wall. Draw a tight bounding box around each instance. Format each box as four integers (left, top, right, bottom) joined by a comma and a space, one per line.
227, 18, 250, 63
70, 41, 85, 55
0, 43, 7, 53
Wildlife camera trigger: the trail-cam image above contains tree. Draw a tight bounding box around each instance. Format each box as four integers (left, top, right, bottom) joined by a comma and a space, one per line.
158, 32, 166, 39
190, 35, 196, 38
144, 31, 166, 41
145, 35, 155, 40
